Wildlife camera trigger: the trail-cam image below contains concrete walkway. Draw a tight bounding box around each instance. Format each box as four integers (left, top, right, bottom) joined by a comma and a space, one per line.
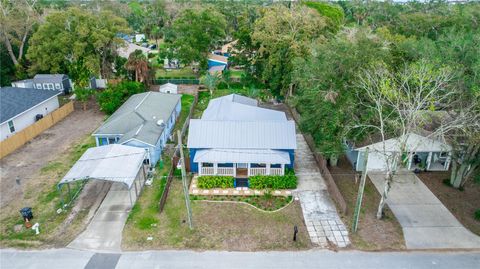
369, 172, 480, 249
68, 183, 138, 252
294, 134, 350, 248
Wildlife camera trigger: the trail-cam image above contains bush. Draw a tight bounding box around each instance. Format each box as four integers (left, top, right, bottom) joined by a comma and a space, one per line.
475, 209, 480, 221
197, 176, 234, 189
249, 174, 297, 190
96, 81, 145, 114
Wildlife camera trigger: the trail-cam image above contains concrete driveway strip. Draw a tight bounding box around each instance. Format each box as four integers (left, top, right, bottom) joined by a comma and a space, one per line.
294, 134, 350, 248
68, 183, 137, 252
369, 172, 480, 249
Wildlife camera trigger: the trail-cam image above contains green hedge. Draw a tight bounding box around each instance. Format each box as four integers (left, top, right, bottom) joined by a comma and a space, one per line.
249, 174, 297, 190
197, 176, 234, 189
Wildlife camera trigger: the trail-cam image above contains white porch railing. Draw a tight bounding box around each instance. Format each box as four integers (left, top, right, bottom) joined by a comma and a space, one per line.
270, 168, 283, 175
200, 167, 214, 175
217, 167, 234, 176
249, 168, 267, 176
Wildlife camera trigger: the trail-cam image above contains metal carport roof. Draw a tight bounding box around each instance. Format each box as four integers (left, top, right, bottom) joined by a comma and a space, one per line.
58, 144, 147, 189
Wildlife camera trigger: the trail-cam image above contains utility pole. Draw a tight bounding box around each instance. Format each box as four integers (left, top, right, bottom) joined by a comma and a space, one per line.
177, 131, 193, 229
352, 147, 369, 233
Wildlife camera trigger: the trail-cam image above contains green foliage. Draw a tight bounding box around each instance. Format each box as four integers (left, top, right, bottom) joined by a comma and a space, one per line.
475, 209, 480, 221
168, 8, 226, 68
75, 88, 94, 102
197, 176, 234, 189
249, 174, 297, 190
26, 7, 129, 84
304, 1, 345, 32
96, 81, 145, 114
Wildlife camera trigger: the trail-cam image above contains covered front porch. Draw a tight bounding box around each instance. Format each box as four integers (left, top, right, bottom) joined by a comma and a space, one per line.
407, 151, 451, 171
199, 162, 285, 177
194, 148, 291, 177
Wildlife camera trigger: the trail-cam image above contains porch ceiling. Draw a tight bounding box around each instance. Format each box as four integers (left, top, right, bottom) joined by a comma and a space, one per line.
194, 149, 290, 164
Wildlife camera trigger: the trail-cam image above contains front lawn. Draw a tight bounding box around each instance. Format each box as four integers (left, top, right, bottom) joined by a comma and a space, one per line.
330, 156, 405, 250
191, 195, 293, 212
122, 178, 310, 251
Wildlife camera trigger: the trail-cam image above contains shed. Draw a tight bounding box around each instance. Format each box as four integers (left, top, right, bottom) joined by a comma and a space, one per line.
159, 83, 178, 94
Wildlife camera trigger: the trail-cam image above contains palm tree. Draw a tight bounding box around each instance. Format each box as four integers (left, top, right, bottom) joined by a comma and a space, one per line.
125, 50, 149, 83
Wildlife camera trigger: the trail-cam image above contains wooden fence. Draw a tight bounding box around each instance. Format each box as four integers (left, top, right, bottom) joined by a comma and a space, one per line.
288, 106, 348, 214
0, 101, 74, 159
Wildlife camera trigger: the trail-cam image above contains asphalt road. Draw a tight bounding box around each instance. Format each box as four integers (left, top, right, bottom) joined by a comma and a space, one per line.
2, 249, 479, 269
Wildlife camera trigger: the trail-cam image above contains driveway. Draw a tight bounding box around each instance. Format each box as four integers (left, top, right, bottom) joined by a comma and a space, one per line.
369, 172, 480, 249
68, 182, 139, 252
294, 134, 350, 248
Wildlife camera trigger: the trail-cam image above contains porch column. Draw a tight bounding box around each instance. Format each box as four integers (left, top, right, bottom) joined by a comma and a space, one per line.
407, 154, 413, 170
426, 152, 433, 170
233, 163, 237, 177
247, 163, 251, 176
214, 163, 218, 175
199, 162, 203, 176
266, 163, 271, 175
281, 164, 285, 176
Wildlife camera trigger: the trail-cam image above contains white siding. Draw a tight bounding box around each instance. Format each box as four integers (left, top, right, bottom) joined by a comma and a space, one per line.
0, 97, 59, 141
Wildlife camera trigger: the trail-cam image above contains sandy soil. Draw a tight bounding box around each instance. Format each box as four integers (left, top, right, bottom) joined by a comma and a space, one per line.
331, 157, 405, 250
417, 171, 480, 236
0, 105, 104, 208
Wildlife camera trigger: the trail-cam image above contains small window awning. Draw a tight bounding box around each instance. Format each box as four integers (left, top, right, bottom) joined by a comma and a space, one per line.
194, 149, 290, 164
58, 144, 147, 189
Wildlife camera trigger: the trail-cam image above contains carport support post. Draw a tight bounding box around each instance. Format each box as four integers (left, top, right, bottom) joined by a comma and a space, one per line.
352, 148, 369, 233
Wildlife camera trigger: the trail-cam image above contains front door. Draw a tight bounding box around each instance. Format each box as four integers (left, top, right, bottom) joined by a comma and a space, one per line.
236, 163, 248, 178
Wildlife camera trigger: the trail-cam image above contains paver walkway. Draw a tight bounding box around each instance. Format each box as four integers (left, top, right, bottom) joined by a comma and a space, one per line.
369, 172, 480, 249
68, 183, 139, 252
294, 134, 350, 248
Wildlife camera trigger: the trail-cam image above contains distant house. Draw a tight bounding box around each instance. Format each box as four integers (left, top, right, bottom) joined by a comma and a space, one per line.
345, 133, 452, 172
12, 74, 73, 94
0, 87, 61, 141
117, 42, 151, 58
159, 83, 178, 94
135, 34, 146, 43
92, 92, 181, 165
207, 53, 228, 74
187, 94, 296, 186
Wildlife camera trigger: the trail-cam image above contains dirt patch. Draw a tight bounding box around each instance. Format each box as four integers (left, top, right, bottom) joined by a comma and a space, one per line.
417, 171, 480, 236
0, 106, 104, 208
123, 179, 310, 251
330, 156, 405, 250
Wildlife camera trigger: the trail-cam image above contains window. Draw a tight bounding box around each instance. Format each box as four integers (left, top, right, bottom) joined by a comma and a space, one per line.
7, 120, 15, 133
36, 83, 42, 89
271, 164, 282, 168
108, 138, 116, 144
202, 162, 214, 167
55, 83, 61, 89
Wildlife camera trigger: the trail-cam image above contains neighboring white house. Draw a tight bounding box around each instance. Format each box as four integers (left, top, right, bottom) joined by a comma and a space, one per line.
11, 74, 73, 94
345, 133, 452, 172
0, 87, 61, 141
135, 34, 146, 43
159, 83, 178, 94
117, 42, 151, 59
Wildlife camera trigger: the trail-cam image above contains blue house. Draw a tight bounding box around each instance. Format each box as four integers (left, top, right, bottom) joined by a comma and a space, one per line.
93, 92, 181, 165
187, 94, 296, 185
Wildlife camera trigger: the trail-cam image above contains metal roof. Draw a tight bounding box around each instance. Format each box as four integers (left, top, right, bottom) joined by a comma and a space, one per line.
202, 97, 286, 121
357, 133, 452, 152
159, 83, 178, 90
194, 148, 291, 164
187, 120, 297, 149
0, 87, 61, 124
34, 74, 68, 80
211, 94, 257, 106
58, 144, 147, 189
93, 92, 181, 146
208, 53, 228, 63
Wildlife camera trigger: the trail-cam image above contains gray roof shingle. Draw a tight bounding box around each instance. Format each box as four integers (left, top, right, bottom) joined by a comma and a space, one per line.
93, 92, 181, 146
0, 87, 61, 124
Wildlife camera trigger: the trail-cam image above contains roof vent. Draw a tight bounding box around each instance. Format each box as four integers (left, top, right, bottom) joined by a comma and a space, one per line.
156, 119, 164, 126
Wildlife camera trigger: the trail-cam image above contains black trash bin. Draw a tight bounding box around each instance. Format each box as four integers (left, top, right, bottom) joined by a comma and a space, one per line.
20, 207, 33, 221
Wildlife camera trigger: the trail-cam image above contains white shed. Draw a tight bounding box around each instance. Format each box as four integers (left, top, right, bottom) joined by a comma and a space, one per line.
159, 83, 178, 94
348, 133, 452, 172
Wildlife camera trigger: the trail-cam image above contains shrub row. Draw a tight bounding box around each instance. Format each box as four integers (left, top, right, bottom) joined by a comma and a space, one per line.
249, 174, 297, 190
197, 176, 234, 189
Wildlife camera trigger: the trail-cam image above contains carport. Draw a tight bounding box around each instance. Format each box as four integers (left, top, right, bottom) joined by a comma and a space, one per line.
58, 144, 148, 207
